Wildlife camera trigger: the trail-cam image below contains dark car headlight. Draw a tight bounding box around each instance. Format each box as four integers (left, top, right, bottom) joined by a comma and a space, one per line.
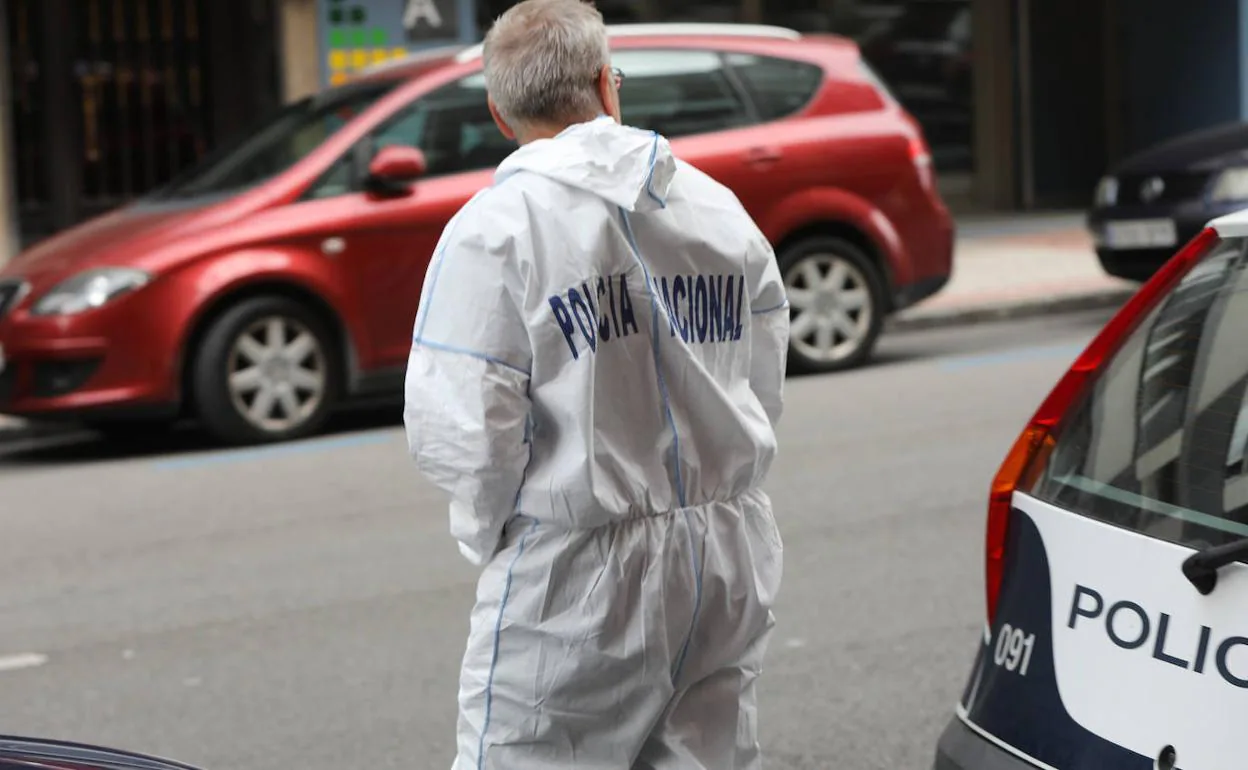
31, 268, 152, 317
1210, 168, 1248, 202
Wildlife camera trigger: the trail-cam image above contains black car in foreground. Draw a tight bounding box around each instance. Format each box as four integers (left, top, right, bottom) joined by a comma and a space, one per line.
1088, 120, 1248, 281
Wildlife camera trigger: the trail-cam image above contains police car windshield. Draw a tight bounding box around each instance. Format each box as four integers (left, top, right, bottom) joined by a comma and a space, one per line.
150, 79, 400, 201
1028, 236, 1248, 550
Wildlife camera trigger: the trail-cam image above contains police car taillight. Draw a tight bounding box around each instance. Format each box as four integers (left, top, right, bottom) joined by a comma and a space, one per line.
983, 226, 1221, 625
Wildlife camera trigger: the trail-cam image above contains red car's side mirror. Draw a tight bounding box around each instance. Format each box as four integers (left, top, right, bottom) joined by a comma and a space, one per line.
365, 146, 427, 196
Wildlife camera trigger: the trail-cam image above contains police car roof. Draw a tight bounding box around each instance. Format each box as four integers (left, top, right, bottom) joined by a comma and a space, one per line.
1210, 207, 1248, 238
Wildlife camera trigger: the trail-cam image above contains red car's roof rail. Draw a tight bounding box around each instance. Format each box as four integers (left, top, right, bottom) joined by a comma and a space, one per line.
453, 22, 803, 63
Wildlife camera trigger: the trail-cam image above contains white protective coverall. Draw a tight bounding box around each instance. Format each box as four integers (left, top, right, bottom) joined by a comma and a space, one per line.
404, 115, 789, 770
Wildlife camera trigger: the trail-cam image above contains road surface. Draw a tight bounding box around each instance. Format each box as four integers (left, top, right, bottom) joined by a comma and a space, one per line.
0, 309, 1114, 770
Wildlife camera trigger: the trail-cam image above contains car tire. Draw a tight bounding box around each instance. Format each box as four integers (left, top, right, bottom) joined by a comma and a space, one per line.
777, 236, 886, 374
191, 296, 340, 446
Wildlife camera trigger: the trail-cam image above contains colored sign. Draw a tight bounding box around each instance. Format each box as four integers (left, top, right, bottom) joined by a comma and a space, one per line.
319, 0, 469, 88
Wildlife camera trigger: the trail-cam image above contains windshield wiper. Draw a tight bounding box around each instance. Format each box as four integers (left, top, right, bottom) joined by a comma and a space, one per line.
1181, 537, 1248, 594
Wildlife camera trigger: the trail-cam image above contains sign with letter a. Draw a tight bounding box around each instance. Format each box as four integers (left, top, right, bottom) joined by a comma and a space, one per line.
404, 0, 459, 41
318, 0, 467, 88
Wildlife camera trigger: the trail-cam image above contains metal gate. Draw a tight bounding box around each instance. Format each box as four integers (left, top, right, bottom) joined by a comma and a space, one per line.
6, 0, 274, 244
74, 0, 211, 210
6, 0, 48, 229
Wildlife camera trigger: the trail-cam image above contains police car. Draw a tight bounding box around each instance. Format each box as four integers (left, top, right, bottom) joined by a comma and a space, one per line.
935, 207, 1248, 770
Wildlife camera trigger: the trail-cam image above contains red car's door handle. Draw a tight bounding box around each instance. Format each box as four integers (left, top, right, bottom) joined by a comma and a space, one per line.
744, 146, 782, 166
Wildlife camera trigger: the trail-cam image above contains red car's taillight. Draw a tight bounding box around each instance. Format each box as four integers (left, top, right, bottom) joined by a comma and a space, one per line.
908, 133, 931, 165
905, 124, 933, 190
984, 226, 1221, 625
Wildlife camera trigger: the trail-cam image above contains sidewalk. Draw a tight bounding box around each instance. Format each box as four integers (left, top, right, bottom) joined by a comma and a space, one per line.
889, 212, 1137, 331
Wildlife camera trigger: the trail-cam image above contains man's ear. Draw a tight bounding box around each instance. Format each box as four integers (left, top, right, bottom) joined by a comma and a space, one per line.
487, 96, 517, 141
597, 64, 621, 123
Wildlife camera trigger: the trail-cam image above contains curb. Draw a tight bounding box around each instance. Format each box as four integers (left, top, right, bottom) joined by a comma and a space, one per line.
886, 287, 1137, 334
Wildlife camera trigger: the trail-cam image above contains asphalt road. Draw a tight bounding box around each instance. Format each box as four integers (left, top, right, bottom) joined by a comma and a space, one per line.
0, 309, 1115, 770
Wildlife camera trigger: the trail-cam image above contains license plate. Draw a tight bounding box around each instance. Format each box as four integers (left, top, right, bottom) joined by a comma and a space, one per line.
1102, 218, 1178, 249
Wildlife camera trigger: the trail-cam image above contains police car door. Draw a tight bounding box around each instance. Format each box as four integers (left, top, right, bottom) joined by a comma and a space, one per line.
960, 235, 1248, 770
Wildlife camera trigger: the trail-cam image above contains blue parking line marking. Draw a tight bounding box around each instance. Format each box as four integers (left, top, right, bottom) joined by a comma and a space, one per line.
151, 431, 394, 470
940, 341, 1087, 371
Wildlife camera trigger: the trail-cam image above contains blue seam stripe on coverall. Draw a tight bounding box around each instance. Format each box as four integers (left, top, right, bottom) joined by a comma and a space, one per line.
410, 338, 532, 376
478, 515, 539, 770
643, 132, 667, 209
617, 204, 706, 687
411, 178, 533, 374
476, 386, 538, 768
415, 181, 509, 341
410, 176, 542, 768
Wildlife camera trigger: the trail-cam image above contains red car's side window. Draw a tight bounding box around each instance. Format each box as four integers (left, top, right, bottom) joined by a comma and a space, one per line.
610, 48, 750, 138
304, 73, 517, 201
722, 52, 824, 122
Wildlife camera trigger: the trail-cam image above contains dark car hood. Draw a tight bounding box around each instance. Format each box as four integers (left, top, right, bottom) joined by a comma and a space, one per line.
0, 736, 201, 770
3, 198, 243, 284
1116, 120, 1248, 174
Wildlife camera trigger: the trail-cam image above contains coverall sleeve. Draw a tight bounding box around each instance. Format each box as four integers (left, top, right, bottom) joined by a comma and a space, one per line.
744, 224, 790, 429
403, 197, 534, 567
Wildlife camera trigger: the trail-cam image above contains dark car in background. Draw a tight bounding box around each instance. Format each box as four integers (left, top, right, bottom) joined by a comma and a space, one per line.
1088, 120, 1248, 282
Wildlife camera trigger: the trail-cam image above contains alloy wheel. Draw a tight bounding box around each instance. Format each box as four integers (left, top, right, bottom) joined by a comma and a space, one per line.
225, 315, 328, 434
783, 253, 875, 365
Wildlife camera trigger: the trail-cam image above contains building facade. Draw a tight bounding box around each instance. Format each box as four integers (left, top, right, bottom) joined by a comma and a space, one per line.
4, 0, 1248, 255
2, 0, 283, 249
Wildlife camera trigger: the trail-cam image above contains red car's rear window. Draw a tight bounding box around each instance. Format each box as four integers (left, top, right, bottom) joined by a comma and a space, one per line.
1028, 235, 1248, 549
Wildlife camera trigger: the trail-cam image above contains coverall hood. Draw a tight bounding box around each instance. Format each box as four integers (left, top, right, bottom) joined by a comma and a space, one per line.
495, 116, 677, 213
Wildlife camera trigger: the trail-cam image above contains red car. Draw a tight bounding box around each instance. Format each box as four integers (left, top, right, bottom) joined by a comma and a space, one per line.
0, 23, 953, 445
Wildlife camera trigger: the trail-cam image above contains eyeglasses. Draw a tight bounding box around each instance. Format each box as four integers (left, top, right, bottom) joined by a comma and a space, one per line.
608, 66, 624, 89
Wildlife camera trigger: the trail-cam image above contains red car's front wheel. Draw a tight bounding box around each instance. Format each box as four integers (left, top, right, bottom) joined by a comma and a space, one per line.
191, 295, 341, 445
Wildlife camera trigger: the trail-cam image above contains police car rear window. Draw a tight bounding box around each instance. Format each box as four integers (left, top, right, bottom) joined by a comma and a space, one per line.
1029, 236, 1248, 549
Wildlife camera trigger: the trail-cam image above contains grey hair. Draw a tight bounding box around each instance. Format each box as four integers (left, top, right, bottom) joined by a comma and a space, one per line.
482, 0, 610, 129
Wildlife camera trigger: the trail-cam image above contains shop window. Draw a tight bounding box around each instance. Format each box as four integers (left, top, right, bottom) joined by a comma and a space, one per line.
611, 49, 750, 138
724, 53, 824, 122
854, 1, 973, 172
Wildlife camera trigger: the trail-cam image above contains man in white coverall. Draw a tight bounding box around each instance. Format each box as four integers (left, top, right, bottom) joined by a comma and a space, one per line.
403, 0, 790, 766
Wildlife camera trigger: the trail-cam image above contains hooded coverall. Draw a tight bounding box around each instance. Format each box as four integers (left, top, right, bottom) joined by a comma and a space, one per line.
405, 115, 790, 770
